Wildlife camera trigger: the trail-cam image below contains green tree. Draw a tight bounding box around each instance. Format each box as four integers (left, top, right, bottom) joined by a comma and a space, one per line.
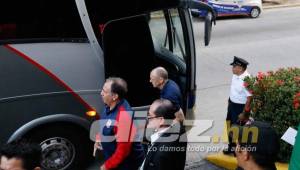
244, 68, 300, 162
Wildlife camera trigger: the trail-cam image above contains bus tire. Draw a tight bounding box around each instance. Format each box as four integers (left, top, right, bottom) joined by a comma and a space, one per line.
250, 7, 260, 18
24, 124, 93, 170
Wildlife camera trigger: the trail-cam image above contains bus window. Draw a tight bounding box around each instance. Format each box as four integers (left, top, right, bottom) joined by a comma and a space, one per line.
0, 0, 86, 42
148, 9, 187, 96
0, 24, 16, 39
169, 9, 186, 60
148, 11, 170, 50
148, 9, 187, 62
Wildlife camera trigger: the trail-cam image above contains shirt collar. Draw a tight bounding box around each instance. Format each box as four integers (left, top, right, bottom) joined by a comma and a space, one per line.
105, 99, 125, 115
161, 79, 169, 92
237, 70, 249, 79
150, 127, 170, 143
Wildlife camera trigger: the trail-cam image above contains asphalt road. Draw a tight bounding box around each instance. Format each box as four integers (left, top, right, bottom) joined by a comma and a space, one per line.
88, 6, 300, 169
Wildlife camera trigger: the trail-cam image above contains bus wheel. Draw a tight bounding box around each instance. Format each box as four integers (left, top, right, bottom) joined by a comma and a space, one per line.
250, 7, 260, 18
25, 124, 93, 170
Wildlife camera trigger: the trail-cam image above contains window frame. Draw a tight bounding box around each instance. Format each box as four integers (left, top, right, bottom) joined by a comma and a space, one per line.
164, 8, 190, 62
0, 0, 87, 44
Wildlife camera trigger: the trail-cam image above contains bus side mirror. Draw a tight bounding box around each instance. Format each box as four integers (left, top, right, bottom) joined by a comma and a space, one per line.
204, 12, 213, 46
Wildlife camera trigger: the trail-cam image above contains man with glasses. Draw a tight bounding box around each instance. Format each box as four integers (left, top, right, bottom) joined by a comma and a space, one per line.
140, 99, 185, 170
96, 77, 144, 170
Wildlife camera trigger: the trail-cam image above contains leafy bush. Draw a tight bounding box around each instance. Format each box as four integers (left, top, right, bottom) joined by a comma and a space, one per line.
244, 67, 300, 162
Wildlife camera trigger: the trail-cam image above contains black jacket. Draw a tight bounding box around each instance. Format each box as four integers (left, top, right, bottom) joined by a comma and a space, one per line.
142, 123, 187, 170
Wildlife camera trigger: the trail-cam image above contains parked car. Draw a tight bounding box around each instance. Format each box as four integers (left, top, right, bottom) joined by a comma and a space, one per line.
192, 0, 262, 18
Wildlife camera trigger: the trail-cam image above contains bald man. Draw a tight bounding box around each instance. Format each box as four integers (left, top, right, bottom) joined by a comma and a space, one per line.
149, 67, 184, 122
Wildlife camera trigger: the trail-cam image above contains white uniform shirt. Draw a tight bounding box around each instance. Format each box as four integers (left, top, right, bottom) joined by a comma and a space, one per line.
229, 70, 252, 104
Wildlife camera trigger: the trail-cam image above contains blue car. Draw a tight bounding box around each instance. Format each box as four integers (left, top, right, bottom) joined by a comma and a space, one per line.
192, 0, 262, 18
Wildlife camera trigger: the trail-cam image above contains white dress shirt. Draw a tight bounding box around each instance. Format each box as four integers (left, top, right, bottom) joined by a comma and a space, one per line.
139, 127, 170, 170
229, 70, 252, 104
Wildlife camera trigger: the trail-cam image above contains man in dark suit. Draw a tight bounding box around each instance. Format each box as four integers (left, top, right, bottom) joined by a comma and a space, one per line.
140, 99, 186, 170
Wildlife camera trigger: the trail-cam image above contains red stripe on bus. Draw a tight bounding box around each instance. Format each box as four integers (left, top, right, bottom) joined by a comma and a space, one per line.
4, 44, 94, 111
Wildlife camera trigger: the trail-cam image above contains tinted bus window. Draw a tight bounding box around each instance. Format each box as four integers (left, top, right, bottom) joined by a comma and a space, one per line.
0, 0, 86, 41
149, 9, 187, 61
169, 9, 186, 59
149, 11, 169, 50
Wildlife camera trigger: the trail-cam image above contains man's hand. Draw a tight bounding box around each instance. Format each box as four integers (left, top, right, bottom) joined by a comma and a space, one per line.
94, 142, 101, 149
244, 96, 252, 112
100, 165, 107, 170
93, 142, 102, 157
174, 108, 185, 123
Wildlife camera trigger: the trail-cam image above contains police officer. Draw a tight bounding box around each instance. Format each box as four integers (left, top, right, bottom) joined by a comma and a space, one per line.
97, 77, 144, 170
224, 56, 252, 154
227, 56, 252, 126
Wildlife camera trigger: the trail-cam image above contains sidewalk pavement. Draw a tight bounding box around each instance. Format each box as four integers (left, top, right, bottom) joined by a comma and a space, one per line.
263, 0, 300, 9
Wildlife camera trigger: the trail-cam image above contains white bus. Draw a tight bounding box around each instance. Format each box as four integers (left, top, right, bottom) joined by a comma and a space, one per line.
0, 0, 214, 169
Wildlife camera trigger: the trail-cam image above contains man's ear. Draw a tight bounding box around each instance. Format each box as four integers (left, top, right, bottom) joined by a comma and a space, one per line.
113, 93, 119, 101
239, 66, 245, 72
159, 77, 165, 84
33, 167, 41, 170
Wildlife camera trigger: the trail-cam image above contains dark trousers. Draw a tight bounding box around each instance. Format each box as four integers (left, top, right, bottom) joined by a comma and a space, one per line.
226, 99, 245, 125
225, 99, 245, 153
